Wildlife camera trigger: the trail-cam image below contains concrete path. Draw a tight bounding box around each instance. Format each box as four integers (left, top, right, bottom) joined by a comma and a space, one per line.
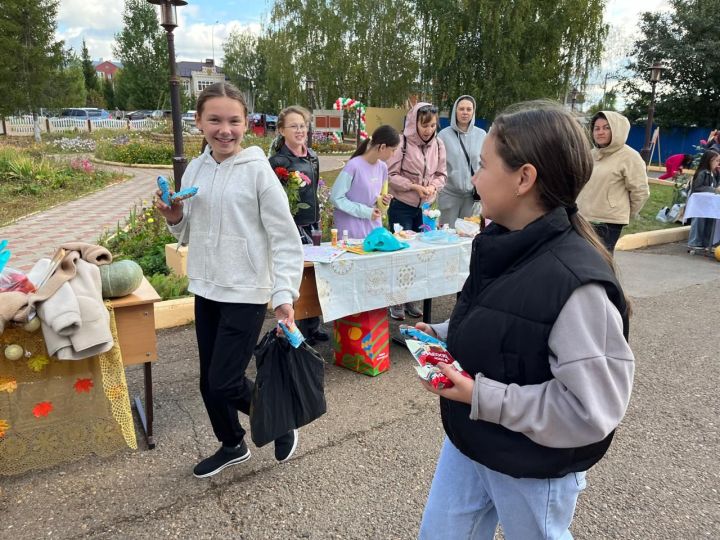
0, 155, 346, 272
1, 156, 718, 538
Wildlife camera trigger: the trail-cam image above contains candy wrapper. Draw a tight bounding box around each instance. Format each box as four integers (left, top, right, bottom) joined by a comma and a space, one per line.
404, 339, 472, 389
278, 320, 305, 348
399, 324, 447, 348
0, 267, 36, 294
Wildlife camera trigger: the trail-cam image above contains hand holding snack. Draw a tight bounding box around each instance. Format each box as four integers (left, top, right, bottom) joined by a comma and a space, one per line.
420, 362, 474, 404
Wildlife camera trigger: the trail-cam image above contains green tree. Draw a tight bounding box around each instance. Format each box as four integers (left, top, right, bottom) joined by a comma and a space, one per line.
223, 29, 264, 111
112, 0, 169, 110
81, 38, 99, 95
416, 0, 608, 117
0, 0, 65, 115
45, 48, 87, 109
620, 0, 720, 128
103, 77, 116, 110
263, 0, 418, 111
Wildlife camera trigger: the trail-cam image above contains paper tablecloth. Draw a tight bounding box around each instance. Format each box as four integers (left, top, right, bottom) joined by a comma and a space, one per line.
313, 238, 472, 322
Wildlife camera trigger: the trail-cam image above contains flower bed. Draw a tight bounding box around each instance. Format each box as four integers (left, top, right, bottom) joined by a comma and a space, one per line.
0, 147, 126, 226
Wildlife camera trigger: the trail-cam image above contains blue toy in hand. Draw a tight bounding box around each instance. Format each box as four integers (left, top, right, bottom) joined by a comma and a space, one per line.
157, 176, 198, 205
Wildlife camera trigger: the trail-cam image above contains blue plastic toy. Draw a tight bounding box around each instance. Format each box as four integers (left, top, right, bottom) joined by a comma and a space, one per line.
399, 324, 447, 348
157, 176, 199, 205
0, 240, 10, 273
279, 320, 305, 348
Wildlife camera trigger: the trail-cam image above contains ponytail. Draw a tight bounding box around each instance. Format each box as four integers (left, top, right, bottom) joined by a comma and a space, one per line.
350, 124, 401, 159
350, 137, 371, 159
568, 210, 633, 316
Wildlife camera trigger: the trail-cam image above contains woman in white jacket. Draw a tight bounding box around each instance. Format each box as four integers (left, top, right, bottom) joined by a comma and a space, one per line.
437, 95, 487, 226
155, 82, 304, 478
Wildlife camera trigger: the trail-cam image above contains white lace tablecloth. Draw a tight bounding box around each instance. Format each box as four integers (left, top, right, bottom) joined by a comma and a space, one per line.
683, 192, 720, 244
312, 238, 473, 322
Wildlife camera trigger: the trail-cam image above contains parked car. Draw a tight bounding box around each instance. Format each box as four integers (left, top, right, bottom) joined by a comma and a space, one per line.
181, 110, 196, 123
60, 108, 111, 121
127, 110, 164, 121
266, 114, 278, 130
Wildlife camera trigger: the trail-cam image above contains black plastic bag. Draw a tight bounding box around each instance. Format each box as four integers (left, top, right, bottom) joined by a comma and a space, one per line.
250, 330, 327, 447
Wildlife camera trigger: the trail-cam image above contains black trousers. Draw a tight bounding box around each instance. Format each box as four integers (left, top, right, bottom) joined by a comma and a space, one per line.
388, 198, 423, 232
194, 295, 266, 447
592, 222, 624, 254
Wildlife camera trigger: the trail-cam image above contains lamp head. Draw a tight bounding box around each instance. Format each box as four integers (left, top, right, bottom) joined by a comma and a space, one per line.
305, 78, 316, 91
147, 0, 187, 30
650, 61, 665, 83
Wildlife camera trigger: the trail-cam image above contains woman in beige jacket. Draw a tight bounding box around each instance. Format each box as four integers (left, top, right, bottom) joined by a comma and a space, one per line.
576, 111, 649, 253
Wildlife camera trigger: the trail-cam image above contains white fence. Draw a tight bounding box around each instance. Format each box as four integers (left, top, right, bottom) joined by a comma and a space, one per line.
0, 116, 166, 136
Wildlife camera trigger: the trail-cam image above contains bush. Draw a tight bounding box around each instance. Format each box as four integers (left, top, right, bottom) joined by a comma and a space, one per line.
99, 204, 176, 276
95, 134, 202, 165
98, 203, 191, 300
147, 272, 190, 300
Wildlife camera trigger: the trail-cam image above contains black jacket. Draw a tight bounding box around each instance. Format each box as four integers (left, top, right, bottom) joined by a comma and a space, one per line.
268, 144, 320, 226
690, 169, 718, 195
443, 208, 628, 479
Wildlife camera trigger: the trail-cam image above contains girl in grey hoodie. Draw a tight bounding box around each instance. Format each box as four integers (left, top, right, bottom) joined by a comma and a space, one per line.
437, 95, 487, 226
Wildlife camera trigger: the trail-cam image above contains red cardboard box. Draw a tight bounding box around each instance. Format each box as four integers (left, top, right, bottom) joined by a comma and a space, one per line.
332, 309, 390, 376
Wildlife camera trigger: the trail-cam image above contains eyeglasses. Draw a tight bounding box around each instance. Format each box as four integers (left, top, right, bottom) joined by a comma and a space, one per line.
285, 124, 307, 132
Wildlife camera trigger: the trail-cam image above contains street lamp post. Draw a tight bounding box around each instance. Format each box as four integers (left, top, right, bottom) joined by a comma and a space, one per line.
305, 77, 315, 150
570, 87, 579, 112
640, 61, 665, 165
148, 0, 187, 191
356, 90, 364, 147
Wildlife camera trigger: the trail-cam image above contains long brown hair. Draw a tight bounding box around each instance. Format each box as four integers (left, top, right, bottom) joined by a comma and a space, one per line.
196, 82, 248, 153
491, 100, 629, 309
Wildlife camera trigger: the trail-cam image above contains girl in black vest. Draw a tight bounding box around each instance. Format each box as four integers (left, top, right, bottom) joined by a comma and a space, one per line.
268, 105, 328, 345
416, 101, 635, 540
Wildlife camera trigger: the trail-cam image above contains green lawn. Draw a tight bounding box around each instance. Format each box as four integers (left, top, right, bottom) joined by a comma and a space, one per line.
622, 183, 681, 236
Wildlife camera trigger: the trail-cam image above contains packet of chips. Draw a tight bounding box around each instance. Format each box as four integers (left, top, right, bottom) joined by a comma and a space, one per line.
404, 339, 472, 389
278, 320, 305, 348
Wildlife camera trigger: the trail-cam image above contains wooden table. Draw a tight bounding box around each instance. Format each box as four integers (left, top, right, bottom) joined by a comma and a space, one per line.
294, 262, 323, 320
109, 277, 161, 448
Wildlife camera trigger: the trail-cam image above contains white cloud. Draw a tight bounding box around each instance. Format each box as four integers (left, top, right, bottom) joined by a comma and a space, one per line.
56, 0, 264, 63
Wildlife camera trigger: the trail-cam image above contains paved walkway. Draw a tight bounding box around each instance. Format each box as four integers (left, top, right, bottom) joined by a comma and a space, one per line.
0, 155, 346, 272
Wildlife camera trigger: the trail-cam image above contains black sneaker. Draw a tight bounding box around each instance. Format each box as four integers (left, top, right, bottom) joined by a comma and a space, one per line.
274, 429, 299, 463
311, 329, 330, 342
193, 441, 251, 478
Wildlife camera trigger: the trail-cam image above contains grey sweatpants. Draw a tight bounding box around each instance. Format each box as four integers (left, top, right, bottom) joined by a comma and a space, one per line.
438, 191, 476, 227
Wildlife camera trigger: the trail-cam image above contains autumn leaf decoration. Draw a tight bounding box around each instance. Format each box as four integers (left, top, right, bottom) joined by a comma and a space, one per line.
0, 376, 17, 393
32, 401, 53, 418
74, 378, 93, 393
0, 419, 9, 437
27, 355, 50, 373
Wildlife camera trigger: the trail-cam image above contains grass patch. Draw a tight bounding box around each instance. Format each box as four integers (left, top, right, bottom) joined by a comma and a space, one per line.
622, 183, 681, 236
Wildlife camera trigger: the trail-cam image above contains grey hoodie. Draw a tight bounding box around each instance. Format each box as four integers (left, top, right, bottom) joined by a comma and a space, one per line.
437, 95, 487, 198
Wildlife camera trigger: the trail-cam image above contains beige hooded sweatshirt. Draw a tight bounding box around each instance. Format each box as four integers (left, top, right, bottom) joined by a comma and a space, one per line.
577, 111, 649, 225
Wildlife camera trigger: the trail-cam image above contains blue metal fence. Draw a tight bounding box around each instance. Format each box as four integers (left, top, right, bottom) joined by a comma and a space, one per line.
437, 116, 713, 165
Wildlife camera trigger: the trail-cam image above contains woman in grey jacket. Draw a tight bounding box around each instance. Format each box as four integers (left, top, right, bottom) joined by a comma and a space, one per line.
437, 95, 487, 226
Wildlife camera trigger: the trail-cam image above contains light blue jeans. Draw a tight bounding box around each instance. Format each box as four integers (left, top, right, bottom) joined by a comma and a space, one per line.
419, 438, 587, 540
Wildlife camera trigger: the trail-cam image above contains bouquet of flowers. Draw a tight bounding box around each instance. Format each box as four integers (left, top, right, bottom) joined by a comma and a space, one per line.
274, 166, 312, 216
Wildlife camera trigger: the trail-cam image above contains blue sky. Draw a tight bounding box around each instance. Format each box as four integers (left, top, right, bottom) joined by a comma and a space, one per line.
57, 0, 668, 84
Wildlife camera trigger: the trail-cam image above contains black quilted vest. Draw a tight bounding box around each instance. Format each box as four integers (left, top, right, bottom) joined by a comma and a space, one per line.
443, 207, 629, 478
